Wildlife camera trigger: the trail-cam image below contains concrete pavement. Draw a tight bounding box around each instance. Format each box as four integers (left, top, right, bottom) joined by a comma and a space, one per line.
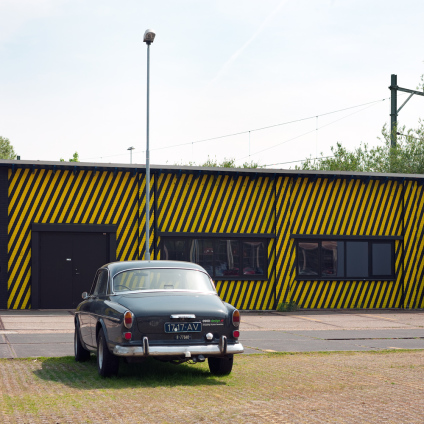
0, 309, 423, 358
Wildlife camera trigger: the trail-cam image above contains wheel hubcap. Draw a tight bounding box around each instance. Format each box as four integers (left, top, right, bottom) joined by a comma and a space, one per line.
98, 339, 103, 369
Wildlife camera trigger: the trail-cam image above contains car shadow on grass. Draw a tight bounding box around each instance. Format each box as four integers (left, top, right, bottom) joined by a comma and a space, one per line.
32, 355, 228, 389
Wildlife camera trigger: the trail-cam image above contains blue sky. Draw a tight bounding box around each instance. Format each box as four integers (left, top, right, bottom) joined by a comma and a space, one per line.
0, 0, 423, 168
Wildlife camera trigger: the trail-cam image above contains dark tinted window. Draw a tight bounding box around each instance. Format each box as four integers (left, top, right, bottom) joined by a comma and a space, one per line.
372, 243, 392, 276
346, 242, 368, 278
297, 242, 319, 276
216, 240, 239, 277
322, 241, 344, 278
163, 239, 187, 261
162, 237, 267, 279
243, 241, 265, 276
296, 239, 394, 280
189, 239, 214, 276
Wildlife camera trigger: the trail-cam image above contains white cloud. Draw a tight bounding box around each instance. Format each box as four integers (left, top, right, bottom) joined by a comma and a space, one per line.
206, 0, 289, 88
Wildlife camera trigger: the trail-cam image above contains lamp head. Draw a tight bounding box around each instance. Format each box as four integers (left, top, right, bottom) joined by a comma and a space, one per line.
143, 29, 156, 45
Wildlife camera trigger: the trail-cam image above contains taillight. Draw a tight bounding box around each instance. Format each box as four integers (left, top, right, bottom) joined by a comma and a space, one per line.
233, 330, 240, 339
124, 332, 132, 341
124, 311, 133, 329
232, 309, 240, 327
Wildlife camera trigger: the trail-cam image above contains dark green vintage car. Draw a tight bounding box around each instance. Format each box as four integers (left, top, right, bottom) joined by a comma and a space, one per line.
74, 260, 244, 377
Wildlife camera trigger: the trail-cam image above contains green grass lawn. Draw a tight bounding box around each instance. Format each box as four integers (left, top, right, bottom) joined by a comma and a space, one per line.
0, 350, 423, 423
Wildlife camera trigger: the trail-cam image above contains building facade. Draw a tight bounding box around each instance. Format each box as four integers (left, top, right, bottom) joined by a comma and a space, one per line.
0, 159, 423, 310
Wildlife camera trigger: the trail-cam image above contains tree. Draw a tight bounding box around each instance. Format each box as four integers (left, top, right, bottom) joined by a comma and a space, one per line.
60, 152, 79, 162
297, 120, 424, 174
0, 136, 17, 160
176, 155, 261, 169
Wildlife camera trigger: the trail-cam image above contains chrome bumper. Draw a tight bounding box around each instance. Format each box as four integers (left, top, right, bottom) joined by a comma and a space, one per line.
113, 336, 244, 358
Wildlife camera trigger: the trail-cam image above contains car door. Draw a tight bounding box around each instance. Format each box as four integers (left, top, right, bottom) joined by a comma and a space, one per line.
89, 269, 109, 346
78, 272, 99, 348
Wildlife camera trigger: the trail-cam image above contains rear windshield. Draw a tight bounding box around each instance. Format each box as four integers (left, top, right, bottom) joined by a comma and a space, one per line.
112, 268, 216, 293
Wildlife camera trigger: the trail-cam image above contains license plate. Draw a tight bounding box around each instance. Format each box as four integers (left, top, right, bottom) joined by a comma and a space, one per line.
175, 334, 192, 340
164, 322, 202, 333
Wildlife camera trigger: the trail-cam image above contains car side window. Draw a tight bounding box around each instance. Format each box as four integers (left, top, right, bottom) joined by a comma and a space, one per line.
93, 270, 108, 296
89, 271, 100, 295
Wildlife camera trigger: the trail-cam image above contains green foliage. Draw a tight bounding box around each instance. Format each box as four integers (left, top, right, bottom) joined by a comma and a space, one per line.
417, 74, 424, 91
60, 152, 79, 162
0, 136, 17, 160
276, 300, 300, 312
177, 155, 261, 169
297, 120, 424, 174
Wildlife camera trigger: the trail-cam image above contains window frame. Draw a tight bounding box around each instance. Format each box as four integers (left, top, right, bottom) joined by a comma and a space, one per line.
160, 236, 269, 281
295, 237, 396, 281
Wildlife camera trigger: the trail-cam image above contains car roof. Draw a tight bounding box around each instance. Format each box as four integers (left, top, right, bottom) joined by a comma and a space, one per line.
102, 260, 208, 278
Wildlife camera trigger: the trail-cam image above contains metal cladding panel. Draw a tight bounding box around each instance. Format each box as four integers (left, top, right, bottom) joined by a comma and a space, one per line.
402, 181, 424, 308
5, 164, 424, 310
0, 168, 8, 309
156, 173, 276, 310
7, 169, 153, 309
284, 176, 408, 309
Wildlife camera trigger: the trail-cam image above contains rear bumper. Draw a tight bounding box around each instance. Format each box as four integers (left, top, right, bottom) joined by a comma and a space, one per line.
113, 336, 243, 358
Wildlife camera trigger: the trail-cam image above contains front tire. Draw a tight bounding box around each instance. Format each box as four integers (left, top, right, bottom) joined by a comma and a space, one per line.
97, 328, 119, 377
74, 326, 90, 362
208, 355, 233, 376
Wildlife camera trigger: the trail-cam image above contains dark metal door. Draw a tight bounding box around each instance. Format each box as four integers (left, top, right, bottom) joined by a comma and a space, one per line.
39, 232, 109, 309
71, 232, 108, 308
40, 233, 73, 309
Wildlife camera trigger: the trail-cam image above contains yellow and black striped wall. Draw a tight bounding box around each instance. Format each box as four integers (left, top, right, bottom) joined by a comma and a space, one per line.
0, 160, 423, 310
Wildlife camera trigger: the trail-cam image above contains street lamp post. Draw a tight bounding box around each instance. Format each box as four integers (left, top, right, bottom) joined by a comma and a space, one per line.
127, 146, 135, 164
143, 29, 155, 261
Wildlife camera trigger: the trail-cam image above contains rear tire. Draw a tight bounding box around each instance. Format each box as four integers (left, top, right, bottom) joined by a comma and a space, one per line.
208, 355, 233, 376
97, 328, 119, 377
74, 326, 90, 362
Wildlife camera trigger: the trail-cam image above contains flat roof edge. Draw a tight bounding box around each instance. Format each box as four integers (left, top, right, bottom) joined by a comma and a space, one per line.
0, 159, 423, 180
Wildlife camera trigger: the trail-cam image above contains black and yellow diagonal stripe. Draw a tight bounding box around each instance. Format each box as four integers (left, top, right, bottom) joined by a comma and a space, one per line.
275, 176, 423, 309
8, 169, 154, 309
156, 173, 276, 309
6, 166, 424, 310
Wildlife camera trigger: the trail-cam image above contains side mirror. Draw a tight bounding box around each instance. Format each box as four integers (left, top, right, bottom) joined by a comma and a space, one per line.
82, 292, 89, 300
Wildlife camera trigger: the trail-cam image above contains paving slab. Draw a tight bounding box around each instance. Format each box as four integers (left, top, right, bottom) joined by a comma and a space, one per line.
0, 310, 74, 316
243, 338, 424, 353
6, 334, 74, 344
2, 322, 74, 330
243, 339, 371, 352
241, 310, 424, 331
0, 309, 423, 358
241, 331, 311, 341
354, 338, 424, 350
1, 316, 74, 323
291, 329, 424, 340
12, 343, 74, 358
241, 315, 337, 331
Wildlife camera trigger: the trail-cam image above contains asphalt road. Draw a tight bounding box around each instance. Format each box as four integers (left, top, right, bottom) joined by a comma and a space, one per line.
0, 309, 423, 358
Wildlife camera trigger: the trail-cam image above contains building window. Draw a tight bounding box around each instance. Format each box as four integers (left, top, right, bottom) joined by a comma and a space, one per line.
296, 239, 394, 280
161, 237, 267, 279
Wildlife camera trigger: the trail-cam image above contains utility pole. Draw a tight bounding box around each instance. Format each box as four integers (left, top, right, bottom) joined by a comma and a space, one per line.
389, 74, 424, 147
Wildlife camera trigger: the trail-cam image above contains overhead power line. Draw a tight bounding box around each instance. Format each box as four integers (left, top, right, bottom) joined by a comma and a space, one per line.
151, 97, 391, 153
81, 96, 392, 162
236, 100, 386, 163
263, 155, 335, 168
